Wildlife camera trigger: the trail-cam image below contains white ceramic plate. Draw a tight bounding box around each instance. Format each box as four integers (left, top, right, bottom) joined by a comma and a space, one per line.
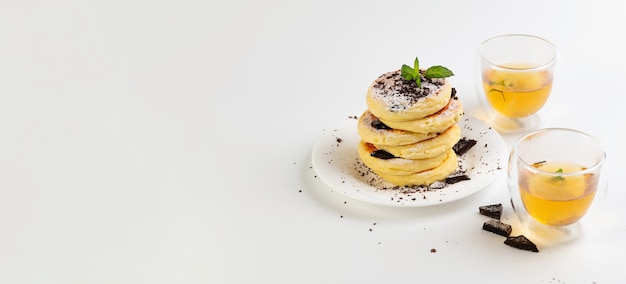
311, 115, 508, 207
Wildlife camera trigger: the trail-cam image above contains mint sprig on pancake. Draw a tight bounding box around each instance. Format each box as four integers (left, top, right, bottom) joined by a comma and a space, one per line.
401, 57, 454, 88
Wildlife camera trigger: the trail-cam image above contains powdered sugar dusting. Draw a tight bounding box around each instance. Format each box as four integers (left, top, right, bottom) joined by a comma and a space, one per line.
371, 70, 446, 112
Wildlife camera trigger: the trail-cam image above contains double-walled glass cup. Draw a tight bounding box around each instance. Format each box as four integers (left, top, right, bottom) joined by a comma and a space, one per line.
476, 34, 558, 132
508, 128, 607, 242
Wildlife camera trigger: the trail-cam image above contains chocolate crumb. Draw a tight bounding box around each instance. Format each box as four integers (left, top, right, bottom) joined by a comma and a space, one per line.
430, 248, 437, 253
504, 235, 539, 252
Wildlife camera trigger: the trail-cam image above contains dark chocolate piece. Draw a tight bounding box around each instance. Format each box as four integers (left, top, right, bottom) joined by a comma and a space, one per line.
482, 219, 512, 237
479, 203, 503, 219
371, 150, 395, 160
504, 235, 539, 253
453, 138, 477, 156
445, 174, 471, 184
371, 119, 392, 130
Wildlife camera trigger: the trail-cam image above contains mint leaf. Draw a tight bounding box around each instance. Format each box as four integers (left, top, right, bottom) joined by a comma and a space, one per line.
415, 71, 421, 88
400, 57, 453, 88
413, 57, 421, 87
553, 168, 565, 181
424, 66, 454, 78
401, 64, 415, 81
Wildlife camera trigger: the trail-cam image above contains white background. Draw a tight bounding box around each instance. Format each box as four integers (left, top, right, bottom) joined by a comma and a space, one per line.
1, 0, 625, 283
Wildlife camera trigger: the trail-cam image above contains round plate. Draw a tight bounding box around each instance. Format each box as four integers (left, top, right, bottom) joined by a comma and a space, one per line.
311, 115, 508, 207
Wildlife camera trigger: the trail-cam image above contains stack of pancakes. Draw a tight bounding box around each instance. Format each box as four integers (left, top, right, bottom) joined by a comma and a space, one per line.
357, 69, 464, 186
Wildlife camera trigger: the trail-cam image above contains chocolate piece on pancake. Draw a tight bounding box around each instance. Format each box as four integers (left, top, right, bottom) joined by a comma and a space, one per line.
373, 124, 461, 160
378, 95, 463, 134
366, 70, 452, 122
368, 150, 459, 186
357, 111, 438, 146
357, 141, 449, 176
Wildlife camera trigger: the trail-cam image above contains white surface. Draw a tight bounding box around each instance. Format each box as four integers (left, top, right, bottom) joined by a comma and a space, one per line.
1, 0, 625, 283
311, 115, 507, 207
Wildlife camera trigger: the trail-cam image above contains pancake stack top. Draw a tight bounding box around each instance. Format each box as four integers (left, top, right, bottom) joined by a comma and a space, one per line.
357, 62, 464, 187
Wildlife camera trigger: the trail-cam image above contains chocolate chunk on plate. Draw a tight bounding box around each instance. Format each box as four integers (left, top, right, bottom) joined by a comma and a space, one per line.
504, 235, 539, 253
445, 174, 471, 184
453, 137, 477, 156
479, 203, 503, 219
482, 219, 512, 237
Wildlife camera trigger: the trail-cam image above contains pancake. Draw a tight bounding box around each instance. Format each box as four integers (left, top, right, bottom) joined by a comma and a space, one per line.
370, 150, 459, 186
358, 141, 449, 176
366, 70, 453, 122
357, 110, 438, 146
378, 96, 463, 134
373, 124, 461, 160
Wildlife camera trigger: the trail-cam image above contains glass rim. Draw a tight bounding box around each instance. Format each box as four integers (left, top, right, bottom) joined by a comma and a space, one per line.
513, 128, 606, 176
479, 34, 558, 71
